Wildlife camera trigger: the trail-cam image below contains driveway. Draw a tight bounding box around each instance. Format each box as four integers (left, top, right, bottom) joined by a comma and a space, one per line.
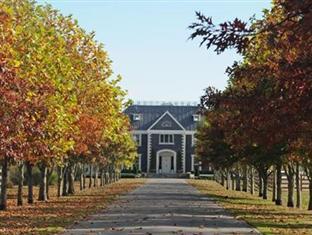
63, 178, 259, 235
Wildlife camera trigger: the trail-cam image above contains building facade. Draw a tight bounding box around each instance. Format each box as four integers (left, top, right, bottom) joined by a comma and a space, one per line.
124, 104, 200, 175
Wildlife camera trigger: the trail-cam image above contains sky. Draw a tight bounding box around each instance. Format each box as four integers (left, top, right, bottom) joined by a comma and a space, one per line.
38, 0, 271, 103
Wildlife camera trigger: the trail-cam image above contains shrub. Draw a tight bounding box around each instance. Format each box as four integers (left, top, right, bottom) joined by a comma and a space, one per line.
121, 168, 137, 174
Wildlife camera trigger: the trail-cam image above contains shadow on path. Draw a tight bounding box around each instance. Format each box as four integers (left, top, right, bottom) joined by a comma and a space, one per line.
63, 179, 260, 235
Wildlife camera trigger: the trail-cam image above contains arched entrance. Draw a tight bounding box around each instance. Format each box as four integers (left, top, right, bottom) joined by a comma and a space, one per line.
156, 149, 176, 174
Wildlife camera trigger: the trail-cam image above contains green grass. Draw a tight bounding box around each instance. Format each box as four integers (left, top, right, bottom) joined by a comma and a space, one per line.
189, 179, 312, 235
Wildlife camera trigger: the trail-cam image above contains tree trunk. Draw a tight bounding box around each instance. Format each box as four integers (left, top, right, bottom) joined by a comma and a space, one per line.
0, 156, 9, 210
287, 175, 295, 208
231, 173, 235, 190
108, 165, 112, 184
68, 163, 75, 195
103, 170, 107, 185
17, 162, 24, 206
89, 165, 93, 188
109, 170, 113, 184
80, 171, 84, 191
93, 166, 98, 187
286, 165, 295, 208
105, 171, 108, 185
226, 169, 231, 190
46, 167, 53, 200
250, 167, 254, 195
262, 173, 268, 200
38, 163, 48, 201
104, 169, 107, 185
57, 166, 63, 197
83, 170, 86, 189
80, 164, 84, 191
296, 162, 301, 208
272, 167, 276, 202
276, 162, 282, 205
258, 171, 263, 197
235, 172, 241, 191
62, 166, 68, 196
308, 180, 312, 210
100, 169, 104, 186
221, 171, 225, 186
111, 170, 113, 183
26, 162, 34, 204
242, 166, 248, 192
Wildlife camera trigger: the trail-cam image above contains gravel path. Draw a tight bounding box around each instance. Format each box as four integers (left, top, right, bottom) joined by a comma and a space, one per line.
63, 178, 260, 235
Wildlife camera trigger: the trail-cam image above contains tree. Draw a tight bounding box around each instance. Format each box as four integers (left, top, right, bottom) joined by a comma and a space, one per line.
190, 0, 312, 208
0, 0, 136, 210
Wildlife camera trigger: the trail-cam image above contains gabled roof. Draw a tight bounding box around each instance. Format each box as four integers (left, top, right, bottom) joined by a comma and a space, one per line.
124, 104, 199, 131
148, 111, 185, 131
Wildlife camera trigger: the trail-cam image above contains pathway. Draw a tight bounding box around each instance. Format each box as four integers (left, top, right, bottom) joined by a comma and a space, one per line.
63, 179, 260, 235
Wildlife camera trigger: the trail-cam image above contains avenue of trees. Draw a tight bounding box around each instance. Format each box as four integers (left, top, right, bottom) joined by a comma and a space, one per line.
0, 0, 136, 210
190, 0, 312, 209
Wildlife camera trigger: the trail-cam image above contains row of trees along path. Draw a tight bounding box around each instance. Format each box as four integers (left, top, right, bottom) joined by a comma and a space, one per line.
0, 0, 137, 210
190, 0, 312, 209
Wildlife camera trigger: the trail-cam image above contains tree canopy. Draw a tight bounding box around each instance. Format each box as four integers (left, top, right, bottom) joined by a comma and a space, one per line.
0, 0, 136, 210
191, 0, 312, 208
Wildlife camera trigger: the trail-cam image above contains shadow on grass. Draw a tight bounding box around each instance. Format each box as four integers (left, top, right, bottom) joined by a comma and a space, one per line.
203, 192, 270, 205
250, 221, 312, 229
190, 181, 312, 233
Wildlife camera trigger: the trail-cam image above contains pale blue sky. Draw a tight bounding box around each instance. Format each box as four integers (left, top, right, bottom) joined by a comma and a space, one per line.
38, 0, 271, 102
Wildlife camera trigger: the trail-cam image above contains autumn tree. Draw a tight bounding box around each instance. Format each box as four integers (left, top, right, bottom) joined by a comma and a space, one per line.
0, 0, 136, 210
191, 0, 312, 208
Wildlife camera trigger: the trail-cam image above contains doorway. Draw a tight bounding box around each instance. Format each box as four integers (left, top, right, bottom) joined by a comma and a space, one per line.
156, 149, 176, 174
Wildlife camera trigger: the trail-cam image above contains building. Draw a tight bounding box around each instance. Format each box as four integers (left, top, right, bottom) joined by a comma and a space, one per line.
124, 102, 201, 175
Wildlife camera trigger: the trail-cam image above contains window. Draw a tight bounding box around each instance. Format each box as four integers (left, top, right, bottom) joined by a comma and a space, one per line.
193, 114, 201, 122
133, 134, 141, 146
199, 161, 202, 171
132, 113, 141, 121
159, 134, 174, 144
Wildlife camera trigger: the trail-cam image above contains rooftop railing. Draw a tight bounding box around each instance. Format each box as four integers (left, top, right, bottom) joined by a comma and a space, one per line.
133, 101, 199, 106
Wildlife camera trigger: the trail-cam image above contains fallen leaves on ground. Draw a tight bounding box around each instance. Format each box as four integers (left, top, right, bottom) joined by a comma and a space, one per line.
0, 179, 145, 235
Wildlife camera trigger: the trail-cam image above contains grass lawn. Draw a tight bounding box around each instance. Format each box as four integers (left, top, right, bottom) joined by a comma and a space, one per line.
0, 179, 145, 235
188, 179, 312, 235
